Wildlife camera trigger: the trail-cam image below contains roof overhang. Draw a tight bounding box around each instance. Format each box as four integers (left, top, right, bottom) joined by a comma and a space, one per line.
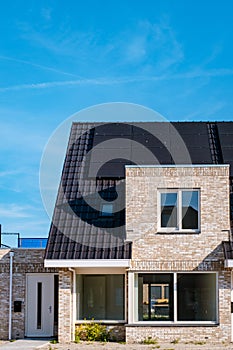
44, 259, 131, 268
222, 241, 233, 268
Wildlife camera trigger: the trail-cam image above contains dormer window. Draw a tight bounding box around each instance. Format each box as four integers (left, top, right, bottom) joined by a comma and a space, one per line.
101, 203, 113, 216
158, 189, 200, 232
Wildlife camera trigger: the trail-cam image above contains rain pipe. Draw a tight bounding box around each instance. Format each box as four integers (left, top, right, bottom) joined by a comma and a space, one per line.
69, 268, 76, 341
9, 251, 14, 340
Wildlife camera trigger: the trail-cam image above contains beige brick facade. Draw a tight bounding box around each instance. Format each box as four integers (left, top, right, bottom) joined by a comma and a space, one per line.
0, 249, 57, 340
58, 269, 72, 342
125, 165, 232, 343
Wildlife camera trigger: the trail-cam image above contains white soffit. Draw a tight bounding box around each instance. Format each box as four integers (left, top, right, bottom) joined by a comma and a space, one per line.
44, 259, 130, 268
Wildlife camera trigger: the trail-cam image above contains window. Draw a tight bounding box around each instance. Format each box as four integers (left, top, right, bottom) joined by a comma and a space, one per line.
76, 274, 124, 321
159, 189, 199, 232
135, 273, 217, 324
101, 203, 113, 216
138, 274, 173, 321
177, 273, 216, 321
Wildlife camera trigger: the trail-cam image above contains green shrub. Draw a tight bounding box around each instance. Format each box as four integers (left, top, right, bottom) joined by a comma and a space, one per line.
75, 321, 110, 342
141, 336, 158, 344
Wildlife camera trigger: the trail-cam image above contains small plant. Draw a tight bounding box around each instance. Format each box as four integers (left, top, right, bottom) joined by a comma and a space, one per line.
171, 338, 180, 344
48, 346, 56, 350
192, 341, 206, 345
50, 339, 58, 344
75, 321, 110, 342
141, 336, 158, 344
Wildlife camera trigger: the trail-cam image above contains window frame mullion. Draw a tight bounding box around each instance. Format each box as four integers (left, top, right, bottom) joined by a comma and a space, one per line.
173, 272, 177, 322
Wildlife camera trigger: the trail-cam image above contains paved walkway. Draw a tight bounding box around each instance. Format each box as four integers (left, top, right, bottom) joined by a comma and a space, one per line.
40, 340, 233, 350
1, 340, 233, 350
0, 339, 50, 350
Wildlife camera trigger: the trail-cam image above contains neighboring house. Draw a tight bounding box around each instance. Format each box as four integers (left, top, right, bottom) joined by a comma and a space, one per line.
0, 248, 58, 340
1, 121, 233, 343
44, 122, 233, 343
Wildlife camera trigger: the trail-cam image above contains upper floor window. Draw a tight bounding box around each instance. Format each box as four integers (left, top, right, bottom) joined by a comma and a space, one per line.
158, 189, 199, 232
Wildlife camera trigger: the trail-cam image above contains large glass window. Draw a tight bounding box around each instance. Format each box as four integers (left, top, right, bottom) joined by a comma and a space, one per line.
160, 189, 199, 232
138, 274, 173, 321
76, 274, 124, 321
177, 273, 216, 321
136, 273, 217, 323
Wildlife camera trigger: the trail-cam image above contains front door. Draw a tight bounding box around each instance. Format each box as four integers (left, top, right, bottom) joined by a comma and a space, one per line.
26, 274, 54, 337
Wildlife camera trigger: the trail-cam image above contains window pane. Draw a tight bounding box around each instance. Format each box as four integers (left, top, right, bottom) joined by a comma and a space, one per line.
177, 273, 216, 321
138, 274, 173, 321
37, 282, 42, 329
77, 275, 124, 320
161, 193, 177, 227
101, 204, 113, 216
182, 191, 199, 229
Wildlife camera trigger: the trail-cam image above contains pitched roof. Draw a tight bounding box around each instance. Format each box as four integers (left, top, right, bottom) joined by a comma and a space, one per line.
45, 121, 233, 260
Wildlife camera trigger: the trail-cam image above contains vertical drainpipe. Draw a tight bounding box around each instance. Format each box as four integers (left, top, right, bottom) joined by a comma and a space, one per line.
68, 268, 76, 341
9, 251, 14, 340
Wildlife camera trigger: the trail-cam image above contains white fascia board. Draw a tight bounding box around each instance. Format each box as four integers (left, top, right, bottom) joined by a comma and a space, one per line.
125, 164, 230, 168
44, 259, 130, 268
224, 259, 233, 268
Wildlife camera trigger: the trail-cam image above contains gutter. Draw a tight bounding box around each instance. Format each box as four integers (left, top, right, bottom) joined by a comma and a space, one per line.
9, 251, 14, 340
68, 268, 76, 342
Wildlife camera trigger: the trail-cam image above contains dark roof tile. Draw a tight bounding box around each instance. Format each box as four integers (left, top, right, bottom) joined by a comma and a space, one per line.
45, 121, 233, 260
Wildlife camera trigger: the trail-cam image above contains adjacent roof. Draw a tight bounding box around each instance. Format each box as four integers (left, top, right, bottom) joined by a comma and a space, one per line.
45, 121, 233, 260
222, 241, 233, 267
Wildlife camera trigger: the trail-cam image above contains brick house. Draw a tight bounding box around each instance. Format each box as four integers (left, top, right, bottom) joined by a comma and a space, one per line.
0, 249, 58, 340
1, 121, 233, 343
43, 122, 233, 343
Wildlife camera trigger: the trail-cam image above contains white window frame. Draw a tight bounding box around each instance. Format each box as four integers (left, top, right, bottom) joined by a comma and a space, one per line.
131, 272, 218, 325
158, 189, 200, 233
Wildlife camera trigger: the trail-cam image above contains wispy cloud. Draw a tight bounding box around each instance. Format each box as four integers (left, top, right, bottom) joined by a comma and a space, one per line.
135, 19, 184, 71
0, 169, 22, 177
0, 55, 78, 78
41, 7, 52, 21
185, 101, 226, 120
0, 204, 34, 218
0, 67, 233, 93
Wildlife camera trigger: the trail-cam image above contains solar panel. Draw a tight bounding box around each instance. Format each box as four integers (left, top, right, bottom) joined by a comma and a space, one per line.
218, 122, 233, 135
173, 122, 208, 135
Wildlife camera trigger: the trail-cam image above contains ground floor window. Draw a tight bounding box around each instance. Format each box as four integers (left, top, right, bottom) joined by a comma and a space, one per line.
136, 272, 217, 323
138, 273, 173, 321
76, 274, 124, 321
177, 273, 216, 321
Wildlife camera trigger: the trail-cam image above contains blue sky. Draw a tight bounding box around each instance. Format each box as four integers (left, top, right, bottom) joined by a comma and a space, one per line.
0, 0, 232, 239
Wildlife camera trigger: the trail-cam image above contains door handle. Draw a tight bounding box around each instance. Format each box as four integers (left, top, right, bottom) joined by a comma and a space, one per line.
48, 306, 52, 313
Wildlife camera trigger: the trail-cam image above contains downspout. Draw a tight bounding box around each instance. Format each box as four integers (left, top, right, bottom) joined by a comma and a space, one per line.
9, 251, 14, 340
68, 268, 76, 341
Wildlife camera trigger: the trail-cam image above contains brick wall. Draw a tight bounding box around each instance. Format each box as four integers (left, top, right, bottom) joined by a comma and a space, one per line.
58, 269, 72, 343
125, 165, 232, 343
0, 249, 57, 340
